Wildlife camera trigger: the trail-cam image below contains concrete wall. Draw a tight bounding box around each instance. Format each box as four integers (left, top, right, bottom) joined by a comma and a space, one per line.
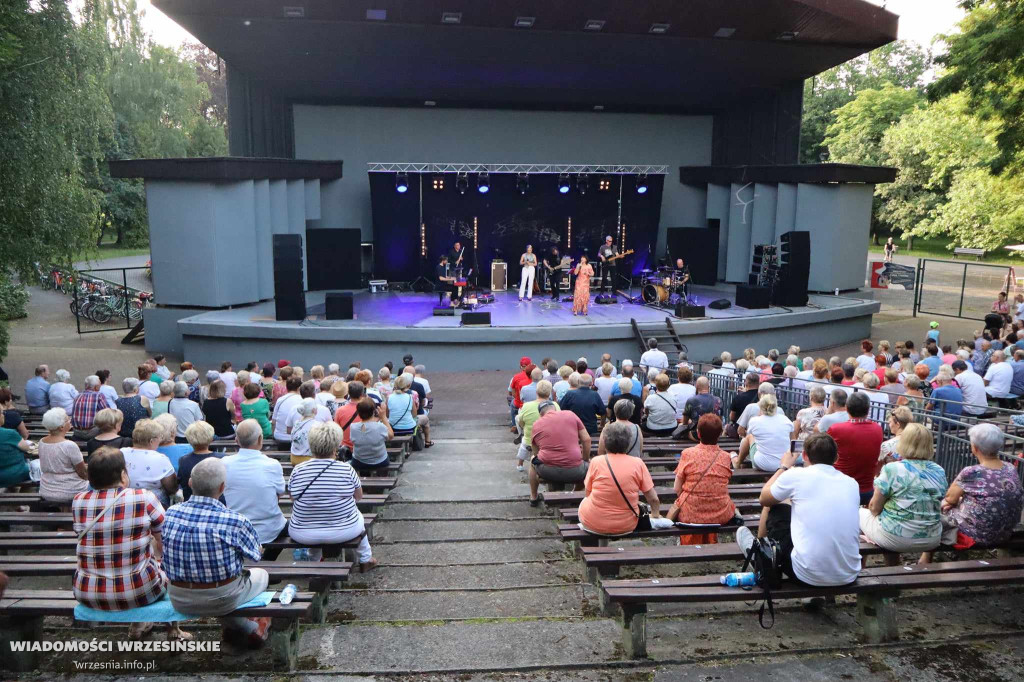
292, 105, 714, 244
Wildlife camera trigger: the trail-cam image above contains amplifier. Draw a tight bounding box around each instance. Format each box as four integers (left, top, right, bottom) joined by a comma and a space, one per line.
432, 306, 455, 316
676, 303, 706, 318
461, 311, 491, 326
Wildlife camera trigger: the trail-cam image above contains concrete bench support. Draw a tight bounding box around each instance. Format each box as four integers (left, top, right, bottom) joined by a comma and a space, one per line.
856, 590, 898, 643
270, 616, 301, 670
620, 603, 648, 659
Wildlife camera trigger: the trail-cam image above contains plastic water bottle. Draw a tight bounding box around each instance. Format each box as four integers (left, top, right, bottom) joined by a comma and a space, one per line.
292, 548, 310, 561
720, 572, 757, 587
279, 584, 297, 605
834, 288, 839, 296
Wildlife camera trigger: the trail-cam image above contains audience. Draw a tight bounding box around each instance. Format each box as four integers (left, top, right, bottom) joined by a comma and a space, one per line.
25, 364, 51, 414
177, 421, 220, 501
151, 380, 173, 418
528, 402, 591, 506
516, 381, 557, 472
577, 422, 660, 535
350, 397, 394, 477
138, 365, 160, 401
667, 366, 696, 423
0, 388, 28, 440
387, 375, 417, 435
598, 399, 643, 457
288, 422, 378, 571
116, 377, 151, 437
122, 419, 178, 507
87, 407, 131, 454
733, 394, 791, 471
679, 377, 721, 441
608, 378, 643, 426
667, 415, 737, 532
38, 407, 88, 504
70, 375, 105, 440
154, 413, 191, 472
792, 386, 826, 442
48, 369, 78, 413
167, 380, 204, 442
829, 392, 885, 504
560, 373, 606, 436
879, 406, 914, 463
222, 420, 287, 547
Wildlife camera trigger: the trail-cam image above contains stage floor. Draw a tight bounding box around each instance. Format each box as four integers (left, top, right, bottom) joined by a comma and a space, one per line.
234, 283, 847, 329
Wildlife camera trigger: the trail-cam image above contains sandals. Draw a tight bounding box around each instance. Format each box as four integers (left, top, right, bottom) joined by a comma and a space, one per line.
129, 622, 154, 641
424, 441, 434, 448
359, 558, 380, 573
167, 627, 194, 642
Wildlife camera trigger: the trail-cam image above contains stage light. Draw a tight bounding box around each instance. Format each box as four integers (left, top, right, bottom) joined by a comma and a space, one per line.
558, 174, 571, 194
456, 172, 469, 194
431, 175, 445, 191
477, 172, 490, 194
395, 172, 409, 193
567, 217, 572, 248
516, 173, 529, 195
598, 177, 611, 192
636, 174, 649, 194
577, 174, 589, 195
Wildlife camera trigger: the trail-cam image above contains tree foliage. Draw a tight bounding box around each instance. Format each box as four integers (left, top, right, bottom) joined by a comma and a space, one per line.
824, 83, 923, 167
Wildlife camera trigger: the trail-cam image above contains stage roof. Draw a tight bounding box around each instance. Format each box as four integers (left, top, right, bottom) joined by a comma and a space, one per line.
154, 0, 898, 114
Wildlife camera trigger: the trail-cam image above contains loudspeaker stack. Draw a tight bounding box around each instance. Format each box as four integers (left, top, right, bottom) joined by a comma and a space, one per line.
273, 234, 307, 321
775, 231, 810, 307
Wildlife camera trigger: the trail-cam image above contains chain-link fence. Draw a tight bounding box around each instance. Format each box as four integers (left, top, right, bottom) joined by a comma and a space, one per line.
915, 259, 1017, 321
72, 267, 153, 334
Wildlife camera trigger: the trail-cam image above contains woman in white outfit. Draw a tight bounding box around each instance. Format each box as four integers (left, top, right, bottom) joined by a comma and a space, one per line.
519, 245, 537, 301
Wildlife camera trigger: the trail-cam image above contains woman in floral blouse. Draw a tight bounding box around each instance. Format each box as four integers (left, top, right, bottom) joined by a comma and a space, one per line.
791, 386, 826, 442
921, 423, 1023, 563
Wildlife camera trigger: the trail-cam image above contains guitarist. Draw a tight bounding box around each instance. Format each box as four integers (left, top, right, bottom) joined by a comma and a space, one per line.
543, 245, 569, 301
597, 236, 619, 293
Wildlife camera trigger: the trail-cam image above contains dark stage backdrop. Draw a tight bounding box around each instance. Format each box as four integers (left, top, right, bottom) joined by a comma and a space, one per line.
369, 173, 665, 283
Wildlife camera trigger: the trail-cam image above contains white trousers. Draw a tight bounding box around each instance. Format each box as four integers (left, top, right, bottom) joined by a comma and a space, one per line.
519, 265, 535, 299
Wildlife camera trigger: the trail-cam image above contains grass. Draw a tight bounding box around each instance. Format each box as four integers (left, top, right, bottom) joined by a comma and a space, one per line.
74, 240, 150, 264
868, 236, 1024, 267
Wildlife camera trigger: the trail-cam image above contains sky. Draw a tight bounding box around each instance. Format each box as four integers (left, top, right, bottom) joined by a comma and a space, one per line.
139, 0, 967, 50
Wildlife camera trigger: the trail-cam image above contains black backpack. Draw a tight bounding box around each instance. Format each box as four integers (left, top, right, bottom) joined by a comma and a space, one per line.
741, 536, 785, 628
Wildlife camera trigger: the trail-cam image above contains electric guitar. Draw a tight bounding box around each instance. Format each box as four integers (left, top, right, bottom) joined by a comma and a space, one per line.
604, 249, 634, 263
544, 256, 574, 272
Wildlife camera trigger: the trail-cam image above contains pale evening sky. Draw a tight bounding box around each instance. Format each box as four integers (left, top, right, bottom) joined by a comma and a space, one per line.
138, 0, 967, 52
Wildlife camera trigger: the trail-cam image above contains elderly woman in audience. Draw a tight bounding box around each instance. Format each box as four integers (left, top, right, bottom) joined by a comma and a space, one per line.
180, 369, 200, 403
921, 423, 1023, 563
598, 399, 644, 457
309, 365, 325, 391
315, 376, 337, 412
151, 379, 173, 418
229, 370, 252, 422
577, 421, 661, 535
792, 385, 827, 442
258, 363, 276, 402
0, 410, 32, 489
898, 376, 927, 411
0, 388, 28, 440
176, 421, 220, 502
38, 407, 88, 505
288, 421, 378, 570
351, 397, 395, 477
879, 406, 914, 464
387, 374, 418, 435
203, 379, 235, 440
154, 413, 191, 473
271, 365, 293, 406
240, 382, 273, 438
48, 369, 78, 413
123, 419, 177, 507
642, 373, 678, 436
860, 422, 947, 562
87, 408, 131, 455
115, 377, 150, 437
167, 380, 204, 443
668, 414, 738, 543
289, 398, 320, 466
733, 394, 792, 471
374, 367, 394, 401
552, 365, 573, 402
73, 447, 189, 641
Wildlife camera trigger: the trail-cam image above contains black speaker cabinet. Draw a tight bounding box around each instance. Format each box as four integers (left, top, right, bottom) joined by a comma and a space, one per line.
709, 298, 732, 310
325, 292, 354, 320
275, 293, 307, 321
736, 284, 771, 309
461, 311, 491, 326
676, 302, 706, 318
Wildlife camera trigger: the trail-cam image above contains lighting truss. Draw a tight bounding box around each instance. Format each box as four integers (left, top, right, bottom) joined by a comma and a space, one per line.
368, 163, 669, 175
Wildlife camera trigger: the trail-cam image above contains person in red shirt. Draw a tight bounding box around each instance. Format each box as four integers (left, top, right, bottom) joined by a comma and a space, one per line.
827, 392, 884, 504
508, 357, 534, 431
528, 403, 591, 506
334, 382, 365, 452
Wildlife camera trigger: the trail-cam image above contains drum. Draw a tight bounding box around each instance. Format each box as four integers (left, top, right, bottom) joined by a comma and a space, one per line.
662, 277, 672, 287
642, 283, 669, 304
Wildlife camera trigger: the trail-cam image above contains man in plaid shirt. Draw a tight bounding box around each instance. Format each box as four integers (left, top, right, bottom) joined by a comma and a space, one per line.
164, 457, 272, 646
71, 375, 106, 439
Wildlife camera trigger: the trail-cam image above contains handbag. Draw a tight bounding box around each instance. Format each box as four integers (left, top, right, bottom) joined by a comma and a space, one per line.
740, 534, 785, 629
604, 456, 651, 531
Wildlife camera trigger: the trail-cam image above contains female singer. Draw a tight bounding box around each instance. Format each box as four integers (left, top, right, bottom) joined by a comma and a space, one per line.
518, 245, 537, 301
572, 256, 594, 316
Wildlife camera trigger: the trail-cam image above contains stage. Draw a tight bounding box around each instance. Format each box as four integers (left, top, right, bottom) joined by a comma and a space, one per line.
150, 283, 880, 370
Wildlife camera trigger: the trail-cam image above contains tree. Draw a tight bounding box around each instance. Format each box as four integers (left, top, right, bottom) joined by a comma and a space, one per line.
824, 83, 923, 167
877, 93, 1000, 246
801, 41, 932, 163
181, 41, 228, 128
931, 0, 1024, 174
925, 169, 1024, 249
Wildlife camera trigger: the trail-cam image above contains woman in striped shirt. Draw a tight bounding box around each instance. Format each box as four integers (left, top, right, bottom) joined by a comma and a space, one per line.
286, 421, 377, 571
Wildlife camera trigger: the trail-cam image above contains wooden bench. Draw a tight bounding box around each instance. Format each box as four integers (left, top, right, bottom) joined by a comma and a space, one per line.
0, 588, 315, 671
557, 497, 762, 524
541, 483, 764, 510
953, 247, 985, 261
602, 557, 1024, 658
557, 515, 760, 548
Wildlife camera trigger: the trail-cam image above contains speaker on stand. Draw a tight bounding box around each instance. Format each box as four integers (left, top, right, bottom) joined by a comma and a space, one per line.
775, 231, 810, 307
273, 234, 306, 321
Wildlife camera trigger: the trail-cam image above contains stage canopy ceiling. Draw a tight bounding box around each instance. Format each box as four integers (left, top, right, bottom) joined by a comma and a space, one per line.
154, 0, 898, 114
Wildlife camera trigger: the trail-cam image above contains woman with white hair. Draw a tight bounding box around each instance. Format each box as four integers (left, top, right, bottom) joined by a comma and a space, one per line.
387, 374, 417, 435
38, 407, 87, 504
123, 419, 177, 507
151, 380, 174, 418
181, 368, 201, 403
154, 413, 191, 472
552, 365, 573, 402
921, 423, 1023, 563
287, 421, 378, 570
168, 381, 204, 442
289, 398, 320, 465
177, 421, 219, 501
374, 367, 394, 401
594, 363, 618, 403
199, 370, 220, 407
87, 408, 131, 455
115, 377, 150, 438
48, 369, 78, 413
732, 394, 792, 471
792, 386, 826, 442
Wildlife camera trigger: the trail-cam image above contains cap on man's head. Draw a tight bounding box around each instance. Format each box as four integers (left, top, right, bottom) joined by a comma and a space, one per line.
930, 321, 939, 329
277, 359, 291, 369
520, 356, 531, 367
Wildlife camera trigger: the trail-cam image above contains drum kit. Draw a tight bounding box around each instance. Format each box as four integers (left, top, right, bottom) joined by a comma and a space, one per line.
640, 266, 689, 308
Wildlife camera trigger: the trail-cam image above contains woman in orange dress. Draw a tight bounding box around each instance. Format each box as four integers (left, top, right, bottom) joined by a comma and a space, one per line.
667, 413, 737, 544
572, 257, 594, 316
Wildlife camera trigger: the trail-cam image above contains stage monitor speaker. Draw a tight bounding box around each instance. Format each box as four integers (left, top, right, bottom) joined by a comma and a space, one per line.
461, 311, 491, 326
273, 235, 306, 321
432, 306, 455, 316
709, 298, 732, 310
666, 223, 720, 286
491, 262, 507, 291
736, 284, 771, 309
325, 292, 354, 320
676, 302, 706, 318
275, 294, 306, 321
307, 229, 362, 290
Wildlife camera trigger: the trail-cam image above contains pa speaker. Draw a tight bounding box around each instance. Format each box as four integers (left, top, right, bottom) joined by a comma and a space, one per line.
709, 298, 732, 310
461, 311, 491, 326
736, 284, 771, 309
676, 302, 706, 318
325, 292, 354, 320
273, 234, 306, 320
275, 293, 306, 321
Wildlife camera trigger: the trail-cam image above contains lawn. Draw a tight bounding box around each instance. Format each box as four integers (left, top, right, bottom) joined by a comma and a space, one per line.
74, 241, 150, 263
868, 236, 1024, 267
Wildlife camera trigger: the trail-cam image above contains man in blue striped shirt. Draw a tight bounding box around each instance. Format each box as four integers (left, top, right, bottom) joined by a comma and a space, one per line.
164, 457, 271, 647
